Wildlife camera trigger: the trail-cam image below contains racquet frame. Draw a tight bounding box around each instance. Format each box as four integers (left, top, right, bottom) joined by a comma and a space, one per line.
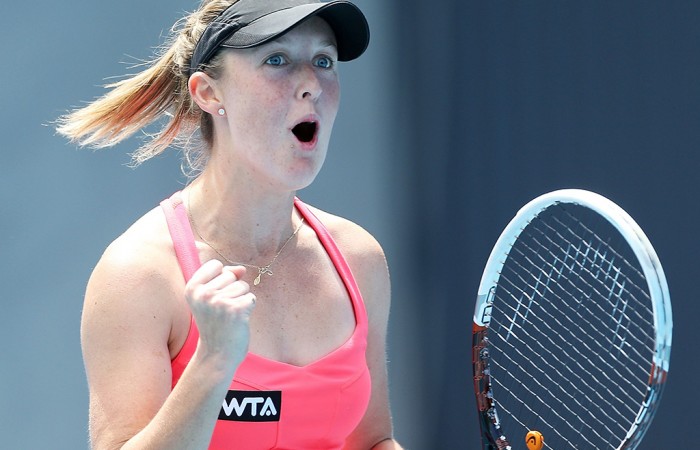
472, 189, 672, 450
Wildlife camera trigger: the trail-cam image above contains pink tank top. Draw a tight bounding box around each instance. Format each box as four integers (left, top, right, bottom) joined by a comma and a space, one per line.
160, 192, 371, 450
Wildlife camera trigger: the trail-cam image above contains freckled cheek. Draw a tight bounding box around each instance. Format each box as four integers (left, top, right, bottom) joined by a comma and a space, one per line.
233, 87, 288, 132
321, 80, 341, 119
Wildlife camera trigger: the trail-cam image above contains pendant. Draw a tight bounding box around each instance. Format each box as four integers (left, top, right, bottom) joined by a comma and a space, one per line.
253, 266, 274, 286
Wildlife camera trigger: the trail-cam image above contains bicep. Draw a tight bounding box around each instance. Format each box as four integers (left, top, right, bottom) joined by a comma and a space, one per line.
81, 257, 177, 449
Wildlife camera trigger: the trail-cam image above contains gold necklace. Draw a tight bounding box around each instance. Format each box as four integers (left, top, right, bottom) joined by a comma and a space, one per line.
186, 196, 304, 286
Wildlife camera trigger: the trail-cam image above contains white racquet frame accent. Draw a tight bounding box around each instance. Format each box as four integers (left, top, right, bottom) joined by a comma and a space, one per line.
472, 189, 672, 450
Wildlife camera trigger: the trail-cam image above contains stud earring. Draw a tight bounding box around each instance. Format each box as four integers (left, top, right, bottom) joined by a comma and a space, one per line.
218, 108, 226, 116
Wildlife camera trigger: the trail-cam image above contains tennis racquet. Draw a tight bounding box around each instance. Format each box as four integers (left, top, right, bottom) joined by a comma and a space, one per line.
472, 189, 672, 450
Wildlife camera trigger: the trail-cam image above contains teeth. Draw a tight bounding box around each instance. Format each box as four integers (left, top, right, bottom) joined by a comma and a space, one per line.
292, 122, 317, 143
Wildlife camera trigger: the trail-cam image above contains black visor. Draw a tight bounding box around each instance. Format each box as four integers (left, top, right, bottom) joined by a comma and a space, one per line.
189, 0, 369, 75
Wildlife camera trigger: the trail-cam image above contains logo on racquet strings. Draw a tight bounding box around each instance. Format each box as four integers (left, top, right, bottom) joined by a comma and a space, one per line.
219, 390, 282, 422
526, 430, 544, 450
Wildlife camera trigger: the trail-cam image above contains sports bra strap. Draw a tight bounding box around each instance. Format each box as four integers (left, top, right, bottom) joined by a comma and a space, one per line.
160, 192, 201, 282
293, 198, 365, 315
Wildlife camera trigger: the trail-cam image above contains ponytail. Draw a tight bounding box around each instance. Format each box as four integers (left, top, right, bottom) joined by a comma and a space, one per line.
56, 0, 236, 171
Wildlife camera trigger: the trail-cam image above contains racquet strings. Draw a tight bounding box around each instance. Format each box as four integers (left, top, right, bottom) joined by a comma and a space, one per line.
487, 203, 655, 449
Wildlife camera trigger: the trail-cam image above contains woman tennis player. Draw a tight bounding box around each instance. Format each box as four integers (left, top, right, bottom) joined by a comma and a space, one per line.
58, 1, 403, 448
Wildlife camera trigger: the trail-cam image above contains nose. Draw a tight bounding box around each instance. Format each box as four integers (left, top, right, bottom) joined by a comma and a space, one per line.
296, 65, 322, 102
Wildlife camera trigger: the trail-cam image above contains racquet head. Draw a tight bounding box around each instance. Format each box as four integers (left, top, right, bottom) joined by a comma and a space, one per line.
472, 189, 672, 449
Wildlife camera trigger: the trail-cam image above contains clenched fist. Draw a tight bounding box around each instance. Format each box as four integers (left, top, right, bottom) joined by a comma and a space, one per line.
184, 259, 256, 367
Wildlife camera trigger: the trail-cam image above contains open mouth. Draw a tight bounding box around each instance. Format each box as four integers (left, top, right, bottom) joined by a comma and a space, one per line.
292, 121, 318, 143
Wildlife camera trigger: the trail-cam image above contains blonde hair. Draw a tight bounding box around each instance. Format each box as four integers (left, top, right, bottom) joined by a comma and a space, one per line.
56, 0, 237, 172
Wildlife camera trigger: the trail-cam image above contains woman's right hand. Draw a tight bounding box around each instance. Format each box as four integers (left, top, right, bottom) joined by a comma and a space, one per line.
184, 259, 256, 368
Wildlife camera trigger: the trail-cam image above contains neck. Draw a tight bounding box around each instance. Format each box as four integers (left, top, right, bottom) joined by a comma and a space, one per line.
184, 167, 301, 264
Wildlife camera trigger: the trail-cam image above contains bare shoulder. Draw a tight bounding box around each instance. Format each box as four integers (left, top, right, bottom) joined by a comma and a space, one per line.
87, 206, 181, 306
83, 205, 186, 360
303, 204, 390, 316
304, 204, 387, 270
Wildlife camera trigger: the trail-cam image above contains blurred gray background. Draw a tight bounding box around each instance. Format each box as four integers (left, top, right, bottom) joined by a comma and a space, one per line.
2, 0, 697, 448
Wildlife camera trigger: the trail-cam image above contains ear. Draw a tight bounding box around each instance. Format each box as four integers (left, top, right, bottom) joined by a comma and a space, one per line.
188, 72, 222, 116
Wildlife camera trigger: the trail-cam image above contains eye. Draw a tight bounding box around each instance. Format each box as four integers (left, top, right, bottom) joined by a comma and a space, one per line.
314, 55, 335, 69
265, 54, 287, 66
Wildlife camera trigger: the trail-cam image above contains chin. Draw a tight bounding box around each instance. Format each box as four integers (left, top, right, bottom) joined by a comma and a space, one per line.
290, 168, 323, 192
287, 157, 326, 192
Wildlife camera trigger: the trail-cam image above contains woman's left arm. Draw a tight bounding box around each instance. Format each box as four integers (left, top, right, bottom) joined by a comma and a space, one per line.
341, 224, 404, 450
